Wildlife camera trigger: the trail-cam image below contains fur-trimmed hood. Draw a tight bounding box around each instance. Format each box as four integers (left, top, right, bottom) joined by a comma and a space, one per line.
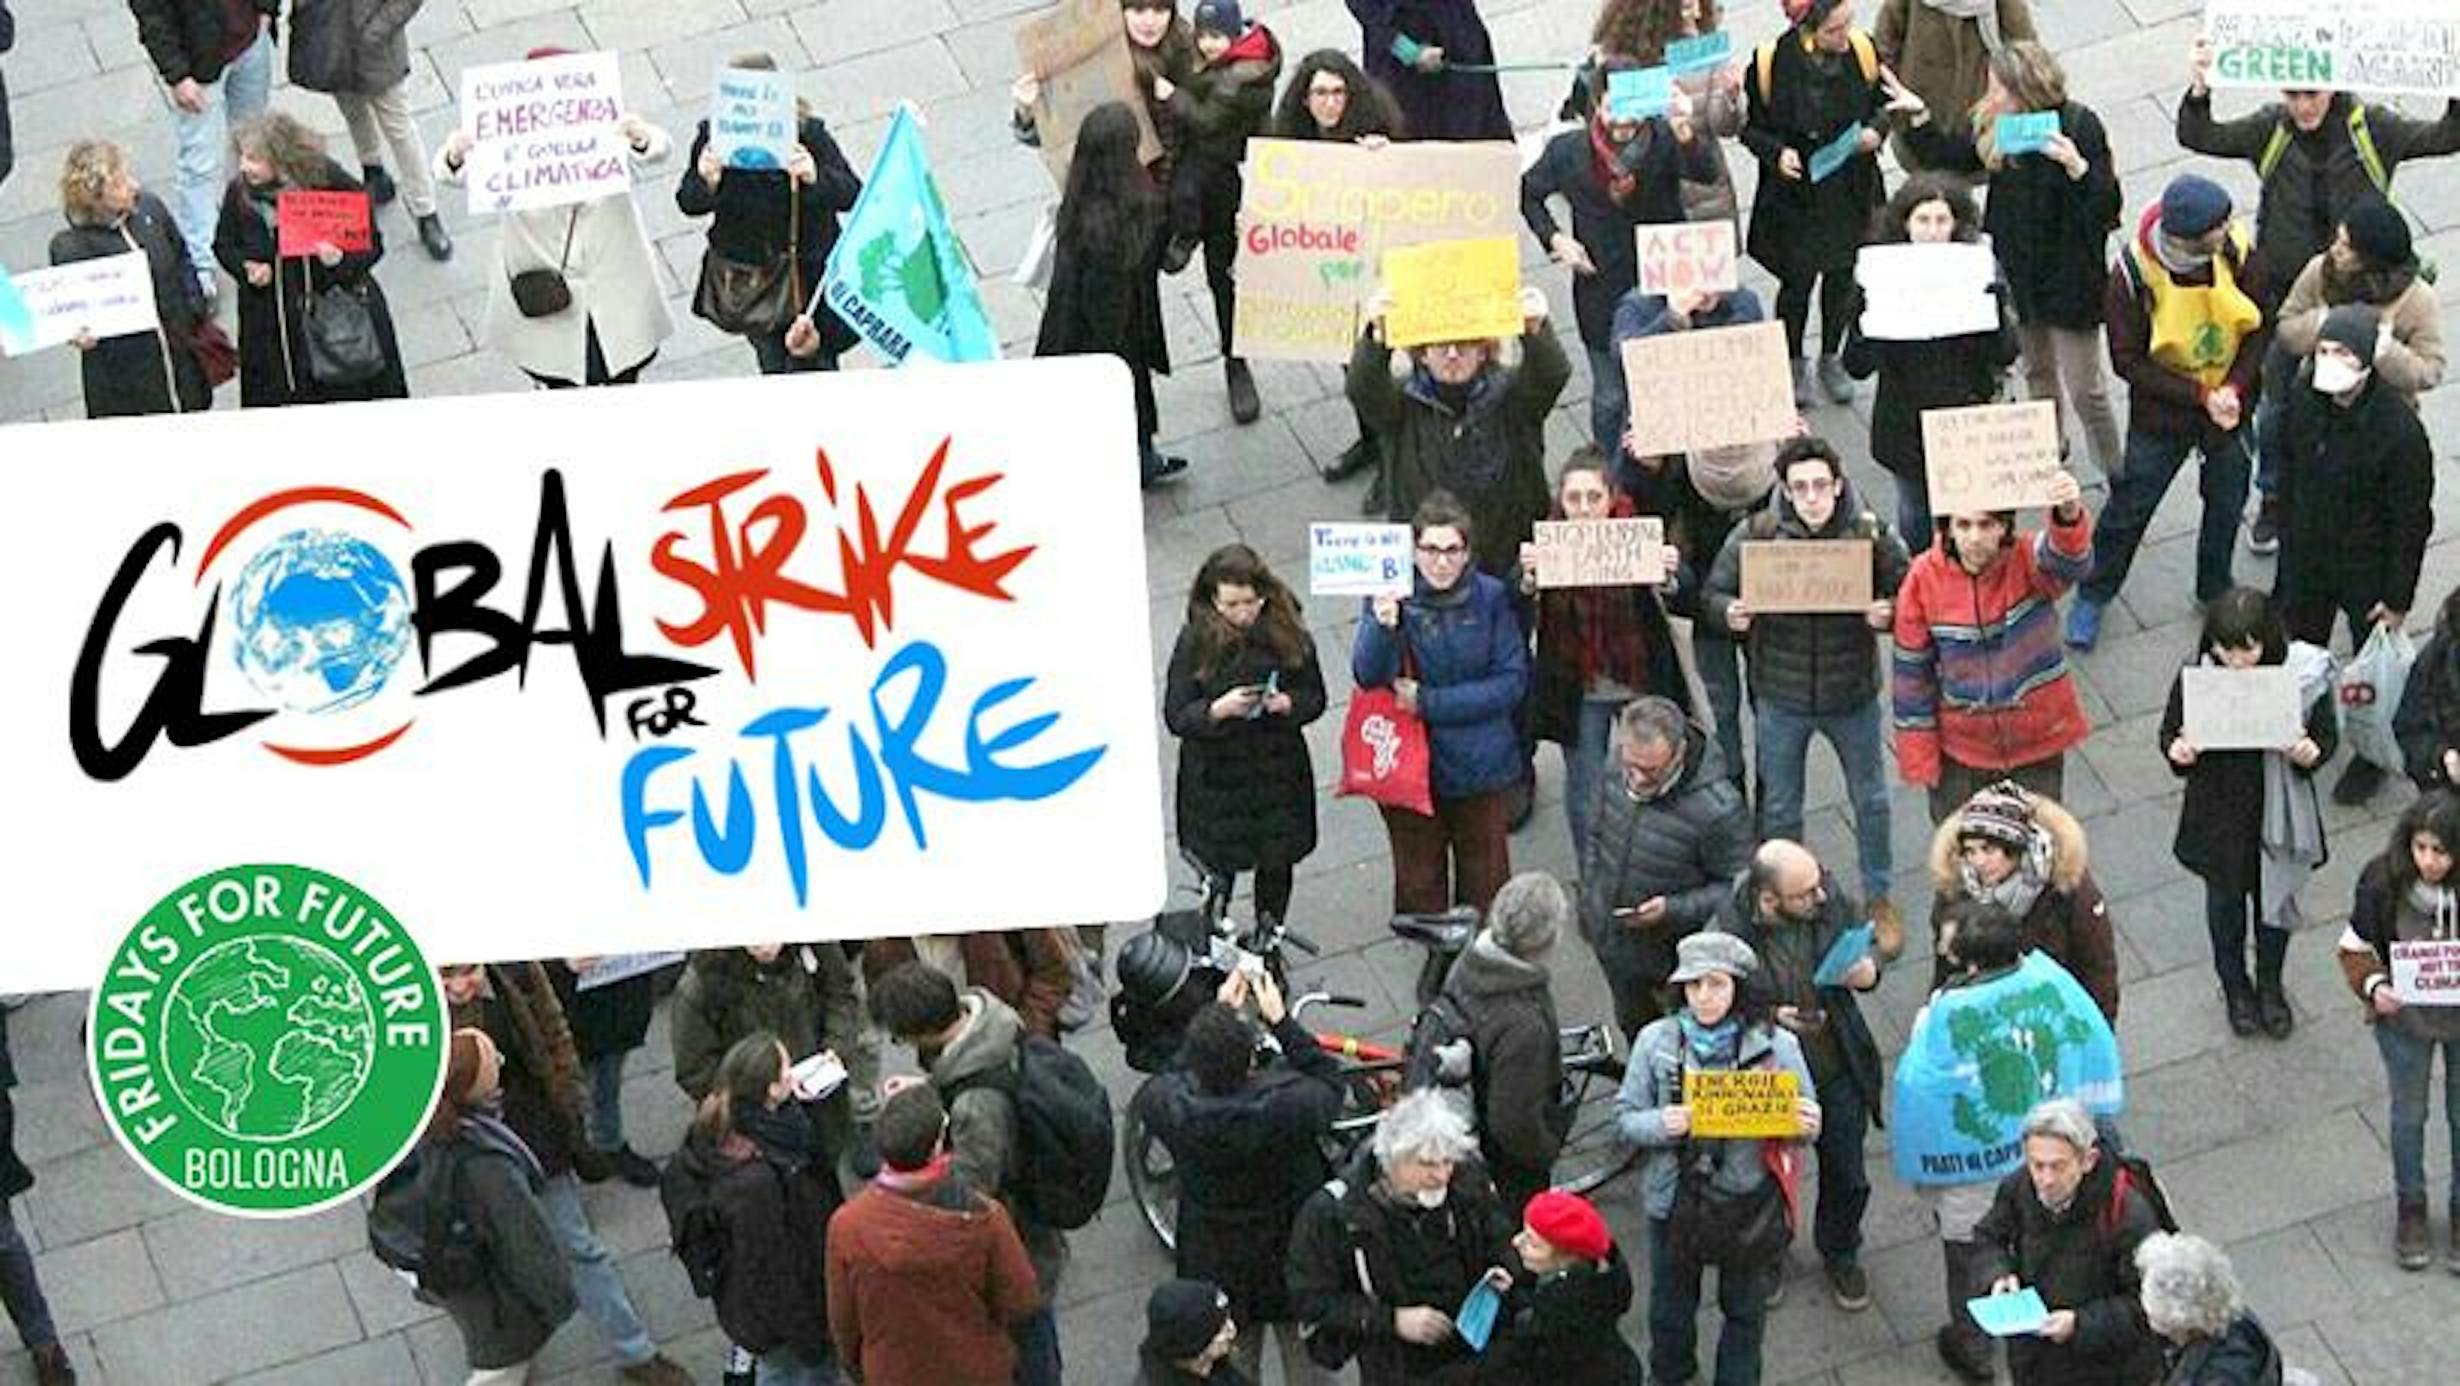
1927, 790, 2089, 895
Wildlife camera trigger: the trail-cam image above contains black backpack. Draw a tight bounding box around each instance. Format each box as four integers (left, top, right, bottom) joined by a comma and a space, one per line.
2100, 1149, 2181, 1241
1399, 991, 1479, 1122
367, 1144, 487, 1300
656, 1152, 728, 1299
955, 1034, 1115, 1230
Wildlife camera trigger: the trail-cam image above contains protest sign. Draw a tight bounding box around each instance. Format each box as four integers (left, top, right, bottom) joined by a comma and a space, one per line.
2391, 940, 2460, 1006
1309, 522, 1414, 597
1968, 1289, 2052, 1338
1808, 124, 1863, 182
1016, 0, 1162, 182
1995, 110, 2059, 156
0, 356, 1168, 995
1923, 400, 2063, 515
459, 51, 631, 216
1636, 220, 1738, 296
1813, 923, 1876, 987
1856, 241, 1999, 340
1667, 31, 1735, 77
1620, 320, 1796, 456
1381, 236, 1522, 349
820, 105, 999, 365
1892, 952, 2124, 1187
573, 952, 686, 990
2181, 665, 2305, 751
1740, 540, 1872, 614
276, 190, 374, 258
1684, 1069, 1803, 1138
0, 253, 159, 356
1606, 66, 1674, 121
709, 65, 797, 169
2204, 0, 2460, 99
1532, 518, 1665, 588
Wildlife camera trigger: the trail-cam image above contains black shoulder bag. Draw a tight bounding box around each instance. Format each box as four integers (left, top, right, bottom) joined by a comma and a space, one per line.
509, 209, 580, 318
1663, 1053, 1794, 1270
692, 180, 802, 337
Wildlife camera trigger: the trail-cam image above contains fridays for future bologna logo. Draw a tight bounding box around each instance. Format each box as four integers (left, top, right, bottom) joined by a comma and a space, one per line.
87, 864, 445, 1216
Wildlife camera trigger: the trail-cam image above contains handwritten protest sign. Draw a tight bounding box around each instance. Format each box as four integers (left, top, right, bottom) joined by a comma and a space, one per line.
1740, 540, 1872, 614
276, 190, 374, 258
0, 253, 159, 356
1684, 1068, 1802, 1138
2182, 666, 2304, 751
1814, 923, 1877, 987
1808, 124, 1863, 182
460, 51, 631, 216
1381, 236, 1522, 349
1923, 401, 2062, 515
1017, 0, 1162, 183
572, 952, 686, 991
1607, 67, 1674, 121
1621, 320, 1796, 456
709, 65, 797, 169
1856, 242, 1999, 340
1309, 523, 1414, 597
1532, 518, 1665, 588
2205, 0, 2460, 99
1667, 31, 1735, 77
2390, 940, 2460, 1006
1637, 220, 1738, 296
1995, 110, 2059, 156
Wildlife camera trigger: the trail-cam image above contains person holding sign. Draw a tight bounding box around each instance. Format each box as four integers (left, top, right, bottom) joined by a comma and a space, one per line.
2337, 790, 2460, 1272
1440, 1188, 1643, 1384
1870, 0, 2036, 174
1558, 0, 1747, 229
48, 139, 214, 418
2160, 589, 2337, 1039
1615, 931, 1818, 1386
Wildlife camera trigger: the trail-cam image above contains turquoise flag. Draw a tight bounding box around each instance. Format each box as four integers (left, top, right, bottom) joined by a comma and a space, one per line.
0, 265, 37, 356
820, 106, 999, 365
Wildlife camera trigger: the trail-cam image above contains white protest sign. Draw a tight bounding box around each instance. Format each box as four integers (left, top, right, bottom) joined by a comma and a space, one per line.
2391, 940, 2460, 1006
1923, 401, 2064, 516
1855, 242, 1999, 341
1636, 221, 1739, 296
1309, 523, 1414, 597
0, 253, 160, 356
572, 952, 686, 990
1532, 518, 1665, 588
0, 357, 1166, 995
2204, 0, 2460, 99
709, 66, 798, 169
460, 51, 632, 216
2181, 666, 2304, 751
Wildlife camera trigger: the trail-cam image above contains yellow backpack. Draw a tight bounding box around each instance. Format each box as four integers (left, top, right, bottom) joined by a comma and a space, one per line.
1754, 28, 1880, 104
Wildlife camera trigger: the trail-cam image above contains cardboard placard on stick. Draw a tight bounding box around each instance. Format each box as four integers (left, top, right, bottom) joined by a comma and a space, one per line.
2181, 666, 2305, 751
1684, 1068, 1803, 1138
1620, 320, 1796, 457
2205, 0, 2460, 99
276, 190, 374, 257
1636, 220, 1738, 296
1739, 539, 1872, 614
1381, 236, 1522, 349
1532, 517, 1665, 588
1016, 0, 1162, 183
1923, 401, 2063, 516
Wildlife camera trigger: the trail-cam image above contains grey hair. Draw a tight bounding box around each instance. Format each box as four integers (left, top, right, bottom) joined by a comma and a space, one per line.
2019, 1097, 2098, 1154
2135, 1232, 2244, 1342
1486, 871, 1569, 958
1372, 1088, 1480, 1168
1616, 695, 1689, 751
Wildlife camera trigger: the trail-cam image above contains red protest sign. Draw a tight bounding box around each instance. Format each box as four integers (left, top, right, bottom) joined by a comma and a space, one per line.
276, 190, 374, 257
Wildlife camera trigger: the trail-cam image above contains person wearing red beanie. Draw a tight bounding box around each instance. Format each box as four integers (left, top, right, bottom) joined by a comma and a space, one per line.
1445, 1190, 1644, 1382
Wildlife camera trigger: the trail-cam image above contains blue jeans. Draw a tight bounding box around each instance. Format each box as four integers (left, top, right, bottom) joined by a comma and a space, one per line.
2252, 340, 2294, 500
1647, 1216, 1775, 1386
1, 1199, 58, 1351
1564, 697, 1625, 866
167, 29, 274, 286
1587, 341, 1628, 453
1695, 629, 1745, 792
755, 1345, 837, 1386
2079, 426, 2250, 607
582, 1050, 627, 1153
2373, 1024, 2460, 1205
538, 1171, 656, 1365
1754, 699, 1892, 902
1808, 1064, 1873, 1265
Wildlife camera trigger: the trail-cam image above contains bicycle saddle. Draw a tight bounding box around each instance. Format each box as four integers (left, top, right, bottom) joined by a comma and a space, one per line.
1388, 907, 1479, 950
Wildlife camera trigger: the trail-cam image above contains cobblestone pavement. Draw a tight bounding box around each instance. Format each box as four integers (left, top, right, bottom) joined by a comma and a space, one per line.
4, 0, 2459, 1381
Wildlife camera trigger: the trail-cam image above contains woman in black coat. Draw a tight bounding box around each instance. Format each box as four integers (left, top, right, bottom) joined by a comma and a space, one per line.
50, 138, 212, 417
212, 113, 408, 408
1353, 0, 1512, 143
1162, 545, 1327, 928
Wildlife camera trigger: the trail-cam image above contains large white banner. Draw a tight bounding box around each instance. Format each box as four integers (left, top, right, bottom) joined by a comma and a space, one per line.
0, 360, 1165, 993
2204, 0, 2460, 98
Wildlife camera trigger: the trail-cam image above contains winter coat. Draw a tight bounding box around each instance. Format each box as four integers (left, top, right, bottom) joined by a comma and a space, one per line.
1715, 871, 1887, 1123
0, 1012, 29, 1201
285, 0, 417, 96
129, 0, 275, 87
213, 166, 409, 407
2177, 91, 2460, 308
1162, 621, 1328, 879
0, 3, 14, 192
1577, 722, 1753, 993
2395, 626, 2460, 790
1973, 1155, 2166, 1386
674, 115, 862, 352
1703, 476, 1913, 716
2335, 855, 2460, 1042
825, 1171, 1041, 1386
1436, 1245, 1644, 1385
1526, 516, 1692, 748
1742, 27, 1886, 280
436, 124, 676, 383
544, 959, 655, 1062
1442, 933, 1570, 1199
2106, 207, 2270, 442
1874, 0, 2037, 146
1350, 326, 1571, 580
1839, 275, 2021, 478
1286, 1155, 1515, 1386
2163, 1314, 2284, 1386
1351, 570, 1530, 801
1926, 792, 2122, 1021
667, 1109, 842, 1359
2276, 371, 2434, 614
449, 964, 587, 1179
1559, 51, 1745, 229
1891, 506, 2094, 786
2271, 254, 2445, 401
670, 946, 865, 1100
1615, 1016, 1816, 1221
1903, 103, 2121, 330
1034, 194, 1168, 377
50, 193, 212, 417
2160, 657, 2337, 899
1353, 0, 1513, 143
1518, 120, 1717, 348
929, 990, 1067, 1291
861, 932, 1075, 1042
1132, 1012, 1344, 1324
1171, 22, 1282, 171
434, 1137, 577, 1370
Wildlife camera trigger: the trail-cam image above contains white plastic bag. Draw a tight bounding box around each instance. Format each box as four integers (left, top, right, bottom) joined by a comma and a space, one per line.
2339, 622, 2417, 772
1012, 203, 1057, 291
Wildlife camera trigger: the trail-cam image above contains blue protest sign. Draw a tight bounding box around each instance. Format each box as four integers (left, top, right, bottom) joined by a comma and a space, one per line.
1967, 1288, 2051, 1337
1607, 67, 1675, 121
1890, 951, 2123, 1187
1808, 125, 1864, 182
820, 105, 1000, 365
1813, 923, 1875, 986
1667, 32, 1734, 77
1995, 110, 2060, 156
1455, 1279, 1502, 1351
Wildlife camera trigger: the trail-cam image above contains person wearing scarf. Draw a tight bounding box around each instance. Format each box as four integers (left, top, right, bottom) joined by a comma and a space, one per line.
424, 1028, 579, 1383
1926, 780, 2121, 1021
1873, 0, 2036, 173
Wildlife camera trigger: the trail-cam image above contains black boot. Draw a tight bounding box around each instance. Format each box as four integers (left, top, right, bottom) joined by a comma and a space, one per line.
362, 164, 398, 205
2256, 982, 2295, 1039
2335, 757, 2386, 806
1322, 435, 1376, 481
2221, 979, 2259, 1037
1224, 356, 1260, 424
415, 213, 454, 261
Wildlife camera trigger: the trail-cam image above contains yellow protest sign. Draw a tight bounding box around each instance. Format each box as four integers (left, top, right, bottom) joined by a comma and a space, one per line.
1684, 1068, 1803, 1138
1380, 237, 1522, 350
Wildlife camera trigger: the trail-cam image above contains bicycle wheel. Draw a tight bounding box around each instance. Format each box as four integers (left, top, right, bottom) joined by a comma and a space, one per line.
1553, 1055, 1639, 1196
1119, 1101, 1180, 1252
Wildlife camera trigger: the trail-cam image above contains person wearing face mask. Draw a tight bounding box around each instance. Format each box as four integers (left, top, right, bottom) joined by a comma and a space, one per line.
1137, 1279, 1252, 1385
2272, 202, 2445, 406
1972, 1098, 2165, 1386
1925, 780, 2119, 1021
2160, 588, 2336, 1038
49, 138, 214, 417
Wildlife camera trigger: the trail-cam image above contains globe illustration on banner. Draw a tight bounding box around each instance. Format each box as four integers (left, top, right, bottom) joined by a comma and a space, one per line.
227, 529, 413, 714
159, 937, 378, 1141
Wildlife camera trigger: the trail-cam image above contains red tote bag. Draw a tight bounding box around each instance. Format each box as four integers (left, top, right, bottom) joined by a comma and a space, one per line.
1338, 640, 1434, 816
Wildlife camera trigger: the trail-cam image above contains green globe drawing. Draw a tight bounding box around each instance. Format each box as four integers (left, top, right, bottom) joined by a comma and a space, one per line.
159, 937, 378, 1142
1942, 979, 2096, 1145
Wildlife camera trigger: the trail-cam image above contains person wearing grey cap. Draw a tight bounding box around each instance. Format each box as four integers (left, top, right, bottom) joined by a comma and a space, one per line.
2274, 300, 2435, 806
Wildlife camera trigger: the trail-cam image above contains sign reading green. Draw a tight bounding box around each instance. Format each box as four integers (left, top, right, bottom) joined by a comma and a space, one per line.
2205, 0, 2460, 98
88, 864, 445, 1216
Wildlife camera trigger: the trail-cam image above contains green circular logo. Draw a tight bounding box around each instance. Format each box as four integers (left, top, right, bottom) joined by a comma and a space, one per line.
87, 865, 446, 1217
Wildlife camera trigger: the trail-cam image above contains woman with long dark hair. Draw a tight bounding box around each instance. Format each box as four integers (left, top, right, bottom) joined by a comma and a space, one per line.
1162, 545, 1328, 930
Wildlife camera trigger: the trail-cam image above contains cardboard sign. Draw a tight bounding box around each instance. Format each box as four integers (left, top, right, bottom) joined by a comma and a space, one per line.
2181, 666, 2305, 751
1683, 1068, 1803, 1138
2205, 0, 2460, 99
572, 952, 686, 990
1381, 236, 1522, 349
1308, 522, 1415, 597
1923, 401, 2063, 516
1532, 518, 1665, 588
709, 66, 798, 170
1016, 0, 1163, 183
1995, 110, 2059, 156
0, 253, 160, 356
1808, 124, 1863, 182
1606, 66, 1674, 121
1739, 539, 1873, 614
459, 51, 632, 215
1636, 220, 1739, 296
1667, 32, 1735, 77
1855, 242, 1999, 341
276, 190, 374, 258
1620, 320, 1796, 456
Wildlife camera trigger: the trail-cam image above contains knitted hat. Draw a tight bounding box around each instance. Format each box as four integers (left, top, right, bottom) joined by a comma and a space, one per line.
2319, 304, 2382, 369
2344, 200, 2413, 269
2159, 174, 2232, 238
1956, 780, 2036, 852
1144, 1280, 1231, 1360
1667, 931, 1759, 985
1524, 1190, 1613, 1262
524, 46, 572, 61
1191, 0, 1242, 35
